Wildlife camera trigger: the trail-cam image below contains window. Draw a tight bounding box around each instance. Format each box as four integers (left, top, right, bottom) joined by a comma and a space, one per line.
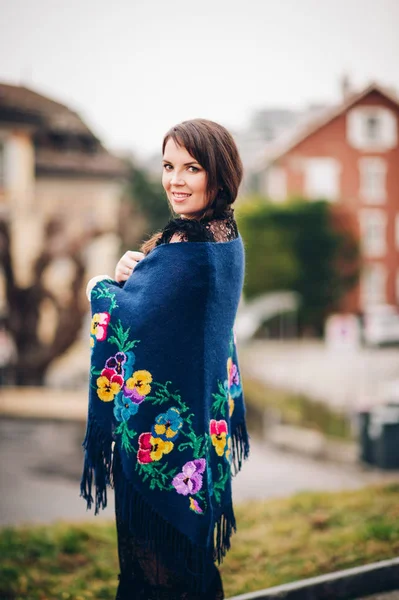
267, 166, 287, 202
361, 263, 387, 307
359, 157, 387, 203
365, 115, 380, 142
347, 107, 397, 150
304, 158, 340, 201
360, 210, 387, 257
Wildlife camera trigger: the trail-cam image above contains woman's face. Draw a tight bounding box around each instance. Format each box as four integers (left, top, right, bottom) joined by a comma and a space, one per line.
162, 138, 209, 218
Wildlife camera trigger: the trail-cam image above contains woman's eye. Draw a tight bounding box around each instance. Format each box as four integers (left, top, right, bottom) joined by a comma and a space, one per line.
188, 166, 199, 173
163, 164, 173, 171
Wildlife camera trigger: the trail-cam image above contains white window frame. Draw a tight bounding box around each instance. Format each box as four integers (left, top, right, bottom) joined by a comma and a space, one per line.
361, 263, 387, 307
347, 106, 398, 151
360, 210, 387, 258
304, 157, 341, 201
359, 157, 387, 204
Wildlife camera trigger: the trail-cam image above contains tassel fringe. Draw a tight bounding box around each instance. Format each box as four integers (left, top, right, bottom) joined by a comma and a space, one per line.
80, 415, 249, 592
113, 449, 236, 593
80, 413, 113, 515
231, 419, 250, 476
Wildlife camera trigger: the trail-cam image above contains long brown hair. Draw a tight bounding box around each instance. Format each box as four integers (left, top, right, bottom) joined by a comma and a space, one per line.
140, 119, 243, 254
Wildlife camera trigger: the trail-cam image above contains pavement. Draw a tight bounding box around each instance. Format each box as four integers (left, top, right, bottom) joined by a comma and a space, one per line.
239, 339, 399, 412
1, 417, 398, 526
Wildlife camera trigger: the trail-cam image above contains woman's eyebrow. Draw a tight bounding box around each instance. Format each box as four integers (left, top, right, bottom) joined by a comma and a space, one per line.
162, 159, 200, 166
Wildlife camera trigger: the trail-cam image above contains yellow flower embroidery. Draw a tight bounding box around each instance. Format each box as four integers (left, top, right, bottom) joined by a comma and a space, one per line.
227, 357, 233, 377
211, 433, 227, 456
229, 395, 235, 417
153, 423, 178, 439
225, 436, 232, 464
150, 436, 174, 461
96, 375, 122, 402
210, 419, 228, 456
125, 370, 152, 396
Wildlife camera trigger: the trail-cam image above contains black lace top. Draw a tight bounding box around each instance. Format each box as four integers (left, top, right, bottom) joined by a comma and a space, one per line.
114, 212, 237, 600
155, 209, 239, 246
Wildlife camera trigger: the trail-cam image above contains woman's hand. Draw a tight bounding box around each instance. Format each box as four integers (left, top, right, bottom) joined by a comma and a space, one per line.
114, 251, 145, 283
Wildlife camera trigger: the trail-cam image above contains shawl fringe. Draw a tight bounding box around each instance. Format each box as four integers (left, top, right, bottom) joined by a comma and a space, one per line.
113, 449, 236, 593
80, 413, 113, 514
80, 415, 247, 592
231, 420, 250, 476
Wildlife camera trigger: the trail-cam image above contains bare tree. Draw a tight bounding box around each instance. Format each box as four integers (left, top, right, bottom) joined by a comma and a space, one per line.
0, 216, 110, 385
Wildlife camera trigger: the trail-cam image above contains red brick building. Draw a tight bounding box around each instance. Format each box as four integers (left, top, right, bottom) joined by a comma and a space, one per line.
263, 83, 399, 313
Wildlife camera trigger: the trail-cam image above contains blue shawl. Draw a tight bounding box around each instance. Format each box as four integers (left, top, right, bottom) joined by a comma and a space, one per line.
80, 235, 250, 590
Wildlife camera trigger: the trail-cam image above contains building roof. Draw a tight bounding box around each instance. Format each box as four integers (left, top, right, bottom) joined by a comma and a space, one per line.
264, 82, 399, 165
0, 82, 128, 178
0, 83, 94, 136
35, 148, 128, 178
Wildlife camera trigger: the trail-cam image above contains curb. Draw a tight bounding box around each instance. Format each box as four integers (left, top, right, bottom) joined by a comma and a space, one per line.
0, 387, 87, 422
266, 423, 358, 464
228, 557, 399, 600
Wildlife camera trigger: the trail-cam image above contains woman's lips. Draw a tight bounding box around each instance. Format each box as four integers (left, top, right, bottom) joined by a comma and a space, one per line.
171, 192, 192, 203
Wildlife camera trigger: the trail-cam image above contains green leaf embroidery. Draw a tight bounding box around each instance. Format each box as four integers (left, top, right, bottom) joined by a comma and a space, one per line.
114, 421, 137, 453
212, 463, 230, 504
91, 281, 118, 313
108, 320, 140, 353
136, 462, 178, 492
212, 380, 228, 417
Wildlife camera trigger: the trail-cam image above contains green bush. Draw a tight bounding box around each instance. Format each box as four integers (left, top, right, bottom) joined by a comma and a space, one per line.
236, 197, 360, 333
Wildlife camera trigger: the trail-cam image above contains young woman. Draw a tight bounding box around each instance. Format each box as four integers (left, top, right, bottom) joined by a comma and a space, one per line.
82, 119, 250, 600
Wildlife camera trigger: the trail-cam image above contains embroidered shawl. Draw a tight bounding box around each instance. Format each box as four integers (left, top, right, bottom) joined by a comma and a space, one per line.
80, 235, 250, 590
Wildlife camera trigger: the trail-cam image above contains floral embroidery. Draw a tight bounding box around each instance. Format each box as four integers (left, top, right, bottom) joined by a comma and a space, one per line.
114, 394, 140, 422
96, 368, 124, 402
137, 432, 174, 464
189, 497, 204, 514
152, 407, 183, 441
227, 356, 242, 405
123, 385, 145, 404
228, 395, 235, 417
91, 312, 110, 342
210, 419, 228, 456
125, 370, 152, 397
105, 352, 127, 376
172, 459, 206, 496
225, 435, 232, 464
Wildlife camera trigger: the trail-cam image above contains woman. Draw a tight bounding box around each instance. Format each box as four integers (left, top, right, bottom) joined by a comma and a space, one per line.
81, 119, 250, 600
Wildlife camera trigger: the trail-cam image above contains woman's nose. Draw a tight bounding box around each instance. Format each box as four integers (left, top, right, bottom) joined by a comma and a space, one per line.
170, 171, 185, 185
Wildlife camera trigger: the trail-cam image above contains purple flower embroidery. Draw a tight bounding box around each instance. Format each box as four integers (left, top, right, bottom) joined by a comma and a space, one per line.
106, 352, 127, 376
123, 385, 145, 404
230, 363, 240, 386
189, 497, 204, 514
172, 459, 206, 496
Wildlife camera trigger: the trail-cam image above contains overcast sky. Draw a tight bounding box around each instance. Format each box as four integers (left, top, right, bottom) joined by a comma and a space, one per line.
0, 0, 398, 157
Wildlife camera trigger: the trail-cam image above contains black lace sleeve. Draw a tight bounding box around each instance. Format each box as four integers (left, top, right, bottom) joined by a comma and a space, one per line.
156, 218, 215, 245
156, 210, 238, 246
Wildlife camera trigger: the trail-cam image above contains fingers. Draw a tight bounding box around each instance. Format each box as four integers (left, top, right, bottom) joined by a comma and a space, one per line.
125, 251, 145, 261
114, 251, 145, 282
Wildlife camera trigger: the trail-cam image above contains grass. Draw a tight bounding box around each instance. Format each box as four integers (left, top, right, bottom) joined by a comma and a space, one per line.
243, 375, 353, 441
2, 483, 399, 599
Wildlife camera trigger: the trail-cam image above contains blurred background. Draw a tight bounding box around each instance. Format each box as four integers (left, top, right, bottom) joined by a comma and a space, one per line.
0, 0, 399, 596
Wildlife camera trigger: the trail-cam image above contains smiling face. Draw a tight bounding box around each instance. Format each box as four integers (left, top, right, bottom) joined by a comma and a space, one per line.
162, 138, 209, 219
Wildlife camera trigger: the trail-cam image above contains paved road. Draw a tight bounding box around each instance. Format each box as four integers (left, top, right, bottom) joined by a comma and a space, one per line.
1, 418, 398, 527
240, 340, 399, 412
